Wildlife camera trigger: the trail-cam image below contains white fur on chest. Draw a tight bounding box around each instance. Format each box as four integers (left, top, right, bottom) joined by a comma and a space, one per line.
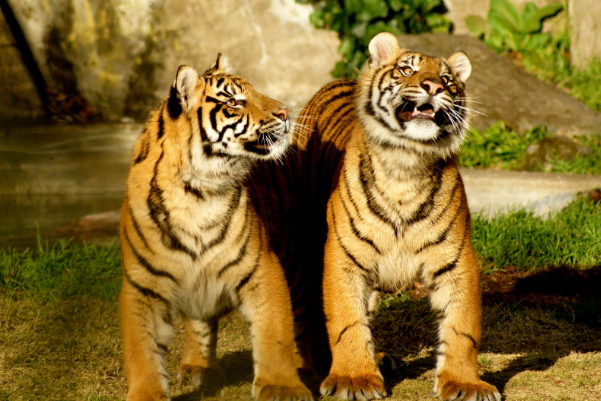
373, 235, 422, 292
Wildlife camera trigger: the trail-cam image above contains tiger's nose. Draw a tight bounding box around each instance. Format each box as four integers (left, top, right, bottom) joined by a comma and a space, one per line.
422, 79, 444, 95
275, 108, 289, 121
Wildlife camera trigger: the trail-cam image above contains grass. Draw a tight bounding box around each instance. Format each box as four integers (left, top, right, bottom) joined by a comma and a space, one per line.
458, 121, 601, 175
472, 195, 601, 273
2, 196, 600, 300
2, 278, 600, 400
1, 199, 600, 400
0, 236, 121, 302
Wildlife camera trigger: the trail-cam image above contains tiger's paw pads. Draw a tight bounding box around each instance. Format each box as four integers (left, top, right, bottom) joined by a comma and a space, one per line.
252, 381, 314, 401
434, 378, 501, 401
177, 364, 225, 388
320, 373, 386, 400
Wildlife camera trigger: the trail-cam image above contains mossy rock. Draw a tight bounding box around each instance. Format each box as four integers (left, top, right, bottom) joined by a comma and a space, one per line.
523, 136, 593, 171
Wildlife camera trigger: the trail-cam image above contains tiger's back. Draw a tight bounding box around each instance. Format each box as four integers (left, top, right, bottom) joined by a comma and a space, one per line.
293, 33, 500, 401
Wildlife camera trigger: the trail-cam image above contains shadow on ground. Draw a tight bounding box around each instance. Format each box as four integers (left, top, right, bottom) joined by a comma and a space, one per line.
372, 265, 601, 397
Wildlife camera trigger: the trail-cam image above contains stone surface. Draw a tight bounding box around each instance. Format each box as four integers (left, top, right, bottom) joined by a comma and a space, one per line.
0, 7, 45, 122
523, 136, 593, 171
5, 0, 340, 121
568, 0, 601, 67
399, 33, 601, 135
460, 168, 601, 217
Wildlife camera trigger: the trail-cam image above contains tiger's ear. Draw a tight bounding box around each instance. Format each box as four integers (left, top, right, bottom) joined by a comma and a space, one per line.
171, 65, 200, 116
368, 32, 400, 67
447, 52, 472, 84
212, 53, 233, 74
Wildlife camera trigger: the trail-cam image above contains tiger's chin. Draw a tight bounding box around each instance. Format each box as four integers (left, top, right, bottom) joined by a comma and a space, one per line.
243, 135, 289, 160
402, 120, 441, 142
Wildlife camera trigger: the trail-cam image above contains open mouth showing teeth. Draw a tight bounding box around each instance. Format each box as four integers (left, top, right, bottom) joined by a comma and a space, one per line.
396, 102, 436, 123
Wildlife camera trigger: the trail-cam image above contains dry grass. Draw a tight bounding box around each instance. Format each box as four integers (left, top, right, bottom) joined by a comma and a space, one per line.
1, 267, 600, 400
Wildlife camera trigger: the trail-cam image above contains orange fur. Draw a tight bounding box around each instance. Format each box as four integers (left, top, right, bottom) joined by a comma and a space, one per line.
119, 55, 312, 401
293, 33, 500, 401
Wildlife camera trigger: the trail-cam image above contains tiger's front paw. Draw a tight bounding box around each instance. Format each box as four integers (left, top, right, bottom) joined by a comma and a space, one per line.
320, 373, 386, 400
434, 376, 501, 401
177, 363, 225, 388
252, 379, 314, 401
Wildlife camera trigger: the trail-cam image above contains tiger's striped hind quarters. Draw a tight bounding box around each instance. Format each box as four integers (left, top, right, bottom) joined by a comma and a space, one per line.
119, 54, 313, 401
293, 33, 501, 401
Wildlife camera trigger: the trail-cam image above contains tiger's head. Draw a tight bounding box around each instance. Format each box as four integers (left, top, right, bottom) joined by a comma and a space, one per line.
357, 32, 472, 158
166, 54, 291, 164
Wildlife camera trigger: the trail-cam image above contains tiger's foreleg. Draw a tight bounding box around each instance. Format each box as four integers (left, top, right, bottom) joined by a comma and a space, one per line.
425, 245, 501, 401
179, 318, 225, 388
320, 235, 386, 401
119, 277, 175, 401
237, 251, 314, 401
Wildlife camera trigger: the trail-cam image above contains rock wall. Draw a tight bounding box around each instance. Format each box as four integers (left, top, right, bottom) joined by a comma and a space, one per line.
569, 0, 601, 67
0, 5, 45, 122
5, 0, 339, 121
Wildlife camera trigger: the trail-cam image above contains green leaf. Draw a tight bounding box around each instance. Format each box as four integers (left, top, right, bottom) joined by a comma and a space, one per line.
364, 21, 402, 45
425, 13, 446, 28
351, 21, 368, 38
389, 0, 404, 12
344, 0, 363, 15
488, 0, 522, 35
465, 15, 490, 38
338, 36, 357, 59
332, 60, 349, 78
357, 0, 389, 22
486, 29, 507, 52
308, 5, 326, 29
421, 0, 443, 13
521, 2, 563, 34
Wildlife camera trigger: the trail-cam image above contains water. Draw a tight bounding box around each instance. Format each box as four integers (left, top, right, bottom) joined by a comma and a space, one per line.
0, 122, 142, 249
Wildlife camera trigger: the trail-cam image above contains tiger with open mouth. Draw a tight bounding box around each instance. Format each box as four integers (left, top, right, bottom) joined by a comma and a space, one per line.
293, 32, 501, 401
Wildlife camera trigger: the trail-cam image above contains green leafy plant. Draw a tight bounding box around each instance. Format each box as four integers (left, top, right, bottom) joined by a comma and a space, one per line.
465, 0, 563, 54
297, 0, 451, 78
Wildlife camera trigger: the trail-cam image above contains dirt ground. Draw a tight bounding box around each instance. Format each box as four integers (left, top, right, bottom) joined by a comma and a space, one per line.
0, 266, 600, 400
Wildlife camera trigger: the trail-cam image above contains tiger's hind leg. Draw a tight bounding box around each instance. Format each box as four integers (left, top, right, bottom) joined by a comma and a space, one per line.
178, 318, 226, 388
237, 251, 313, 401
425, 246, 501, 401
119, 278, 175, 401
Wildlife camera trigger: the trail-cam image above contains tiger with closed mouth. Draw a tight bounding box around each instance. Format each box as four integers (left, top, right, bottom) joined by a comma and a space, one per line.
293, 32, 501, 401
119, 54, 313, 401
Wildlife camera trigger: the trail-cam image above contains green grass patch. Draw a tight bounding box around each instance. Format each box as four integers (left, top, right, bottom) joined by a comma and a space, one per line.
0, 236, 121, 301
459, 122, 601, 175
560, 58, 601, 114
459, 122, 547, 170
471, 196, 601, 273
2, 198, 600, 302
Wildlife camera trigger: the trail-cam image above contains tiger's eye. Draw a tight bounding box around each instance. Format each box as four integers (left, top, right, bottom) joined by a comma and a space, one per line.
226, 99, 245, 108
400, 66, 414, 77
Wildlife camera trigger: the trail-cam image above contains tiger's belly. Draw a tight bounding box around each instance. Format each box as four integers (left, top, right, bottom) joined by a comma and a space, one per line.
373, 239, 425, 292
158, 250, 242, 322
175, 271, 235, 322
